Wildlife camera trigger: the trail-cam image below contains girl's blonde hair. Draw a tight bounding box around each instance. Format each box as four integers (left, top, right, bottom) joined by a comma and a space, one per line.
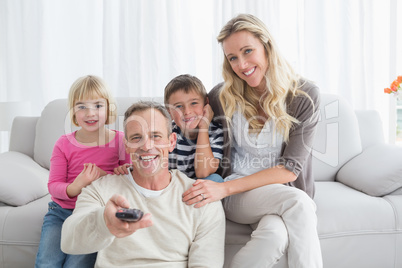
68, 75, 116, 127
217, 14, 309, 142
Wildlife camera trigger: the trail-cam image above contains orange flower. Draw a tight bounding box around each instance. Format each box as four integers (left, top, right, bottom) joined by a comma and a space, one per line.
384, 75, 402, 95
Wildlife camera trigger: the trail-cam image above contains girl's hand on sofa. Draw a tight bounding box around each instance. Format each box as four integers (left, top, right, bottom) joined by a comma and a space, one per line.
182, 179, 228, 208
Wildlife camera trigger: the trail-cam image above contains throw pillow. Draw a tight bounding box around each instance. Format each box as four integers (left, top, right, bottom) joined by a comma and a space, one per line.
0, 151, 49, 206
336, 144, 402, 196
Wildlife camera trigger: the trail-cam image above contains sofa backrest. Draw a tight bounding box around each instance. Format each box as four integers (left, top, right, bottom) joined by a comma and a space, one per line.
34, 99, 77, 169
311, 94, 363, 182
355, 110, 385, 149
9, 116, 39, 158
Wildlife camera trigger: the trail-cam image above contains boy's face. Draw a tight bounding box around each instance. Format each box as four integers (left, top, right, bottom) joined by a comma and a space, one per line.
167, 89, 205, 133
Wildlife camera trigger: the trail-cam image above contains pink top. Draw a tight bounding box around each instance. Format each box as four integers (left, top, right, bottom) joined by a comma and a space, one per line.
48, 130, 131, 209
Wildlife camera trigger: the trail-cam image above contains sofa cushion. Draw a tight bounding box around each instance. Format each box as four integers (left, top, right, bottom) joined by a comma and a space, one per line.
336, 144, 402, 196
355, 110, 385, 149
0, 194, 51, 267
0, 152, 49, 206
315, 181, 398, 268
312, 94, 362, 182
315, 181, 396, 236
225, 219, 252, 245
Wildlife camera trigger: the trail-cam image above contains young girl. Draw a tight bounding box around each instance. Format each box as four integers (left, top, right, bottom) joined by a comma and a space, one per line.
35, 75, 131, 268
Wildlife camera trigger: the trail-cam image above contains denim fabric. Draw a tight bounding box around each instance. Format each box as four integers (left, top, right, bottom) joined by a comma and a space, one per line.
201, 173, 224, 183
35, 201, 97, 268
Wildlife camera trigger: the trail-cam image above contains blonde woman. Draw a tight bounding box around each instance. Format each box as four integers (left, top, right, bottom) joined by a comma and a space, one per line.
183, 14, 322, 267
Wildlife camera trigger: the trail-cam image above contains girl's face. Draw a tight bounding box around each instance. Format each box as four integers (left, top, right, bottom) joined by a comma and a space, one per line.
73, 97, 108, 132
222, 30, 268, 94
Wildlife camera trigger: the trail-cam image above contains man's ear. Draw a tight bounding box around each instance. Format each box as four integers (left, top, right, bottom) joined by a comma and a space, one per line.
164, 103, 172, 114
169, 132, 177, 152
125, 139, 129, 153
167, 107, 173, 116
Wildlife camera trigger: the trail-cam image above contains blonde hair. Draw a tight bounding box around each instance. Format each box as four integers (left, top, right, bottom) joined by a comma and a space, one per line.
164, 74, 207, 106
217, 14, 309, 142
68, 75, 116, 127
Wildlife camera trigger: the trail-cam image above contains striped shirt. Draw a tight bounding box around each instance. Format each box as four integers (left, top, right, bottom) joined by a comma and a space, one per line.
169, 120, 224, 178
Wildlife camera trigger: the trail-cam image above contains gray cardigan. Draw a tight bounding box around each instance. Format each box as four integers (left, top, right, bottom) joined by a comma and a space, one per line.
208, 80, 320, 198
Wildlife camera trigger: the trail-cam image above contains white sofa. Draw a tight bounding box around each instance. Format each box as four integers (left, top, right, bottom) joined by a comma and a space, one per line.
0, 94, 401, 268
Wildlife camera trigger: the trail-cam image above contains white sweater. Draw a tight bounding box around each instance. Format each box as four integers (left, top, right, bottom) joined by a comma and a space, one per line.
61, 169, 225, 268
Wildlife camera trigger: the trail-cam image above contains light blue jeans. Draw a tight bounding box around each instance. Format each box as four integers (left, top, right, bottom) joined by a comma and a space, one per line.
35, 201, 97, 268
201, 173, 224, 183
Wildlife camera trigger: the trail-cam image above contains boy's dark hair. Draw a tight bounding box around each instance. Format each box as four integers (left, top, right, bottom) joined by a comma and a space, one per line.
164, 74, 207, 106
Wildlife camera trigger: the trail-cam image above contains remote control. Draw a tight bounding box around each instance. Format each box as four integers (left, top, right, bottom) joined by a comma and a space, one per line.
115, 208, 144, 222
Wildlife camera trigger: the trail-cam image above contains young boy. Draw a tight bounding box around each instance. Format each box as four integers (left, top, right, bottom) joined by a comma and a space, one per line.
164, 74, 224, 182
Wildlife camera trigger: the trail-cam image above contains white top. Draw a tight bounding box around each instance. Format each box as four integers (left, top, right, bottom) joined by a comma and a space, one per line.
127, 170, 165, 198
225, 109, 284, 181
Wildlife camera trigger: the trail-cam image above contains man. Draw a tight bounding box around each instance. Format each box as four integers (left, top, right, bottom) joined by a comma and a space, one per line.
61, 101, 225, 267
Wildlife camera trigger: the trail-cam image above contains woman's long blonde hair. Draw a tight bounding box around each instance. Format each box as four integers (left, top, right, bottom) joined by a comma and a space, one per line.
218, 14, 306, 142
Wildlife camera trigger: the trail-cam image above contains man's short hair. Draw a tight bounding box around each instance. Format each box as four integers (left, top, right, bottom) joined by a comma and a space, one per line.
123, 101, 172, 139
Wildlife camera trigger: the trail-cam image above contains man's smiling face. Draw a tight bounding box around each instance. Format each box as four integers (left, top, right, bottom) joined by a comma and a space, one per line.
125, 108, 176, 178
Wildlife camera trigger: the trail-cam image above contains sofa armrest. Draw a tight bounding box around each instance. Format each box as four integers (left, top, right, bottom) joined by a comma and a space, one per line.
0, 151, 49, 206
336, 143, 402, 196
9, 116, 39, 159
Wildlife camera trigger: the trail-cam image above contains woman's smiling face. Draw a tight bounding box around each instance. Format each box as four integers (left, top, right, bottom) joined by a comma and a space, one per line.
222, 30, 268, 93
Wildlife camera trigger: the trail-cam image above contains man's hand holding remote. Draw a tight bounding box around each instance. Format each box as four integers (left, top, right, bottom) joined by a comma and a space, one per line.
104, 194, 153, 238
